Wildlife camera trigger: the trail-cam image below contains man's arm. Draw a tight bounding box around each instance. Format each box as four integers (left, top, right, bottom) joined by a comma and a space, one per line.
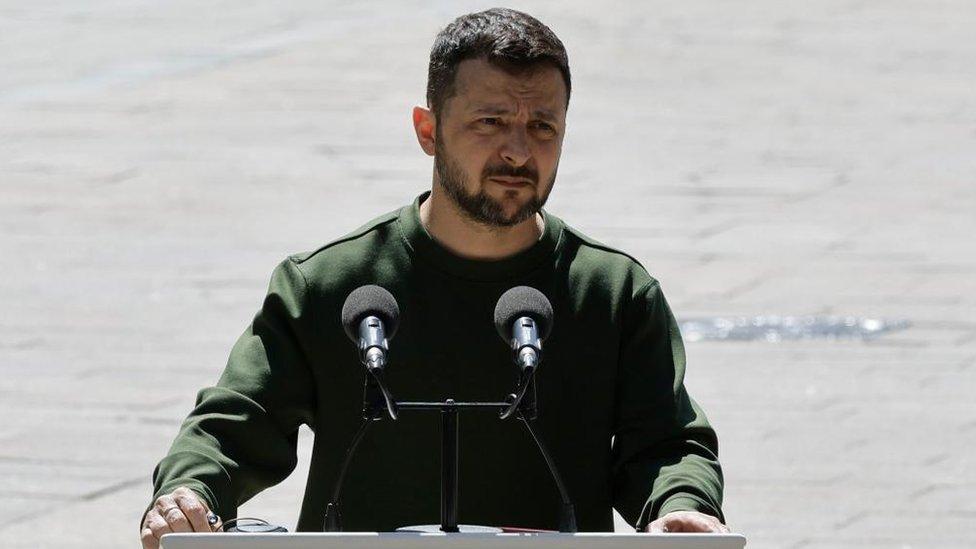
147, 257, 318, 523
611, 280, 725, 531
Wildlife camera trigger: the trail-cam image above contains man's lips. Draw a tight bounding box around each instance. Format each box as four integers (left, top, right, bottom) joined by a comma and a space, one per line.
487, 176, 534, 187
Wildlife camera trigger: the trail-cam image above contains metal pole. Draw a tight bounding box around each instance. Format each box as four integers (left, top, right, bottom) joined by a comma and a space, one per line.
440, 399, 459, 532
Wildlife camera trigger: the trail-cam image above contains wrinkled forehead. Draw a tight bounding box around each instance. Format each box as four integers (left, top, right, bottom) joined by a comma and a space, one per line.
448, 58, 568, 117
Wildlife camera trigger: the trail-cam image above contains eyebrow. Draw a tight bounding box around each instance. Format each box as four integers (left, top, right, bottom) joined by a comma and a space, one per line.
471, 106, 559, 122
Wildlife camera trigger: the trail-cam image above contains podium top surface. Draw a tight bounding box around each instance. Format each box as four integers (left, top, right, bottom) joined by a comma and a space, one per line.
161, 532, 747, 549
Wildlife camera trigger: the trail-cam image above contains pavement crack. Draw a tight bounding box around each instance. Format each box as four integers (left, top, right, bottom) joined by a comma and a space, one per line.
834, 510, 870, 530
80, 476, 146, 501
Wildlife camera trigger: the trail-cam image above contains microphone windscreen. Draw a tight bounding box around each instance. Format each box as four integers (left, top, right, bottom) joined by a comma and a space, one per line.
493, 286, 553, 341
341, 285, 400, 342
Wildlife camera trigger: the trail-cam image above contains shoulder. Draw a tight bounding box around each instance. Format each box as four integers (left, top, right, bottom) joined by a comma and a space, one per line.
289, 209, 401, 265
277, 207, 407, 293
557, 219, 659, 296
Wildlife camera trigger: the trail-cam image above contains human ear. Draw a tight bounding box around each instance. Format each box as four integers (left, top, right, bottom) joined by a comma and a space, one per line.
412, 106, 436, 156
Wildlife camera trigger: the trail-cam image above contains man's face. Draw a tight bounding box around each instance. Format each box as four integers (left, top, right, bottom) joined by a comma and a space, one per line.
433, 57, 567, 227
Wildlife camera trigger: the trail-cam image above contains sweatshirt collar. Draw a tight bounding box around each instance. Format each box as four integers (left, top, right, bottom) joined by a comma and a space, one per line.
397, 191, 563, 282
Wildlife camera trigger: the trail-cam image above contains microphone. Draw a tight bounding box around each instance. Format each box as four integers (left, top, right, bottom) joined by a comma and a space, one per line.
494, 286, 553, 373
493, 287, 553, 419
341, 285, 400, 420
341, 285, 400, 373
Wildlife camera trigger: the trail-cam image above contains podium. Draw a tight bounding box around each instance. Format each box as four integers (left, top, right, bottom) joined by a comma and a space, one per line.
160, 532, 747, 548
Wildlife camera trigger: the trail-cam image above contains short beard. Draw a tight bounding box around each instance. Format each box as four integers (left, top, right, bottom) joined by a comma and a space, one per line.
434, 134, 551, 228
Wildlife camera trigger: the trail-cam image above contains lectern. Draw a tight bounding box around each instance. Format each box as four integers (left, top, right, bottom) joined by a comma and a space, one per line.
161, 531, 747, 548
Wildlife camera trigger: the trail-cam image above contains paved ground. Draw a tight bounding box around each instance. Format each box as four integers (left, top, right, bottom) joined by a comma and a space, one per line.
1, 1, 974, 547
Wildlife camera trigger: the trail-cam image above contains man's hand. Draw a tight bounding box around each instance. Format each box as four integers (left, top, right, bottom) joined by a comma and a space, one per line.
141, 486, 222, 549
646, 510, 730, 533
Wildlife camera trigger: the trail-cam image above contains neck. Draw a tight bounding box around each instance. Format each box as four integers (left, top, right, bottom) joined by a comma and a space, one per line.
419, 185, 544, 261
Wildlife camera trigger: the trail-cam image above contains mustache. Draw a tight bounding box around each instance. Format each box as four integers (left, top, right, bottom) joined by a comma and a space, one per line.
482, 164, 538, 183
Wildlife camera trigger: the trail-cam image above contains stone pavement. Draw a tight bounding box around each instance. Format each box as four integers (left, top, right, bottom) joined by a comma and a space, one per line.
1, 1, 974, 547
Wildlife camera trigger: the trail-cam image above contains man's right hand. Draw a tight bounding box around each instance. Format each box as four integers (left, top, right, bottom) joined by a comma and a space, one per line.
141, 486, 222, 549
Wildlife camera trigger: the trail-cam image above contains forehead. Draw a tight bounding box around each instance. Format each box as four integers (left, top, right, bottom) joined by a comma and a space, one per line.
448, 57, 567, 115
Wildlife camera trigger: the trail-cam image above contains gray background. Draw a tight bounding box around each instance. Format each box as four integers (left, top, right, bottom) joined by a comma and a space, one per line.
1, 1, 974, 547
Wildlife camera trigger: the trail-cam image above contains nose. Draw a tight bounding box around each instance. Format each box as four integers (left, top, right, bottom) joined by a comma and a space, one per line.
499, 126, 531, 167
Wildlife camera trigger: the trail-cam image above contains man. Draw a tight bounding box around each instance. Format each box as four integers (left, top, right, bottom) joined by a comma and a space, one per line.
141, 8, 727, 548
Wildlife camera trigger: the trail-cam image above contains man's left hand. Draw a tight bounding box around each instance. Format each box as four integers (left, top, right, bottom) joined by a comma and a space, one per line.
645, 511, 730, 533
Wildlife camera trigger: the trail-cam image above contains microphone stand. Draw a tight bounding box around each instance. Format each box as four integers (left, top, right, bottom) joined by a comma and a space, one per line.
514, 383, 577, 533
322, 375, 387, 531
323, 375, 578, 534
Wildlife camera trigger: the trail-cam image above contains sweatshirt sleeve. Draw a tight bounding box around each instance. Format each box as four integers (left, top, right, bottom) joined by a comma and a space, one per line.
610, 280, 725, 530
145, 257, 318, 523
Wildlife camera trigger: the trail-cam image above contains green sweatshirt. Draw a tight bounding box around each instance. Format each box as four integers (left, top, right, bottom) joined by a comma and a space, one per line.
149, 192, 724, 532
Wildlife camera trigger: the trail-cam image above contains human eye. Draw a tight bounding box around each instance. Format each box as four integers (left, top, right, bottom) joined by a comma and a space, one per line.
479, 117, 502, 126
531, 121, 557, 136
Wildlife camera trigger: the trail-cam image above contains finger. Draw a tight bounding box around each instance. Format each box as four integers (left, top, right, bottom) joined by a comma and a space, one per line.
670, 514, 724, 533
173, 487, 210, 513
163, 505, 193, 533
141, 527, 159, 549
173, 491, 210, 532
674, 516, 710, 532
649, 514, 681, 533
146, 513, 173, 540
694, 515, 729, 534
155, 496, 192, 533
656, 513, 697, 533
153, 494, 178, 518
645, 519, 666, 533
712, 518, 731, 534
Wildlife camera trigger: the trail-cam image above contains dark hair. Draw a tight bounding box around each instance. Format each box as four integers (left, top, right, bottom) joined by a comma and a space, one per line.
426, 8, 571, 117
